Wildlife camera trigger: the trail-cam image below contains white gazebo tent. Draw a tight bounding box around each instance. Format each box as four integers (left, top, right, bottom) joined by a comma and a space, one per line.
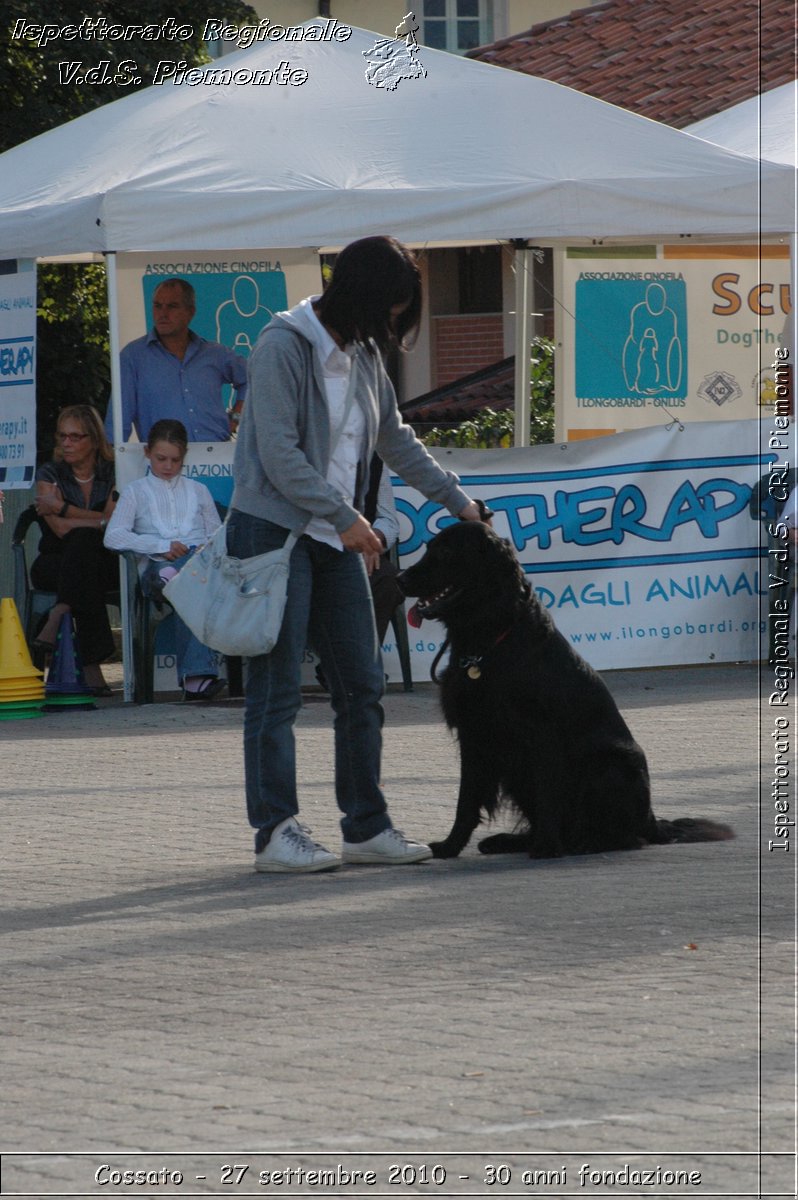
0, 26, 792, 693
687, 81, 797, 429
0, 29, 791, 254
0, 24, 792, 434
687, 80, 797, 166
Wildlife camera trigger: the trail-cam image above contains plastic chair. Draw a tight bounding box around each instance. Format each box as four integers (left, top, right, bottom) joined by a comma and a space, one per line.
749, 468, 797, 660
119, 553, 243, 704
119, 550, 168, 704
11, 504, 121, 669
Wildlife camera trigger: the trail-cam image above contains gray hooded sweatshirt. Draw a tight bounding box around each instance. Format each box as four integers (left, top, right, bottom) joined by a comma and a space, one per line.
231, 302, 470, 534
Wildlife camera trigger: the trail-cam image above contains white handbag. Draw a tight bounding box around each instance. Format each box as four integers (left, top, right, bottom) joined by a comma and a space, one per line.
163, 523, 298, 658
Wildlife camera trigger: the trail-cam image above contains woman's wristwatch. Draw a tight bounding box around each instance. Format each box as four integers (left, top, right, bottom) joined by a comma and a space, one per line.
59, 501, 69, 518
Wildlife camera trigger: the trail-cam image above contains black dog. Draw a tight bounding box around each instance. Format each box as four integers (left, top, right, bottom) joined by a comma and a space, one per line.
399, 521, 734, 859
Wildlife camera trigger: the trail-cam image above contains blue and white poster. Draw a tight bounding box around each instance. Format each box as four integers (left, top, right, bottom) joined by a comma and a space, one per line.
575, 276, 688, 404
393, 421, 770, 673
0, 262, 37, 488
140, 268, 287, 409
559, 244, 791, 441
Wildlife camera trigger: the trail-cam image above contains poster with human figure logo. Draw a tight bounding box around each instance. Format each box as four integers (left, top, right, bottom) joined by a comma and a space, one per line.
558, 244, 791, 441
575, 274, 687, 406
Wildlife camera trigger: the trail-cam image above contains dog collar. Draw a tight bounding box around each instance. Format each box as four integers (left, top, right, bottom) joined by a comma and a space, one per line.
458, 628, 513, 679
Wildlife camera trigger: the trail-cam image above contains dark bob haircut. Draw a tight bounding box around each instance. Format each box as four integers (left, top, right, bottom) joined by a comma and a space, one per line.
315, 236, 422, 355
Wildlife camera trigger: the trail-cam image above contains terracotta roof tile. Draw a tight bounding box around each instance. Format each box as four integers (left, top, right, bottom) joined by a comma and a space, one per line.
400, 358, 515, 426
469, 0, 795, 127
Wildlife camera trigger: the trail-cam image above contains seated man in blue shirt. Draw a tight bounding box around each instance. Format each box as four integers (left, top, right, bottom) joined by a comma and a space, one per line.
107, 277, 248, 443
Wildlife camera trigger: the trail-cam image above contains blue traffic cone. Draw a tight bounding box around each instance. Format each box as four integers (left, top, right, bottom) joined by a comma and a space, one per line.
43, 612, 96, 711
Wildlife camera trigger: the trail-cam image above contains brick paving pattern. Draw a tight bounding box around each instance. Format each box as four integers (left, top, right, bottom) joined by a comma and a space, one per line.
1, 664, 793, 1197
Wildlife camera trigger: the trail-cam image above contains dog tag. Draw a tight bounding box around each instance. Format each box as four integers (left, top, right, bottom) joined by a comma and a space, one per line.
467, 665, 481, 680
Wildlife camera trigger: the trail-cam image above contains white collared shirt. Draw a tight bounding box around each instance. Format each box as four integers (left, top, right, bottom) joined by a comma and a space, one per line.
299, 300, 365, 551
104, 473, 221, 567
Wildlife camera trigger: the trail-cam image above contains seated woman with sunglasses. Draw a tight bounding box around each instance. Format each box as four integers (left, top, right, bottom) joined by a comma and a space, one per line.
31, 404, 118, 695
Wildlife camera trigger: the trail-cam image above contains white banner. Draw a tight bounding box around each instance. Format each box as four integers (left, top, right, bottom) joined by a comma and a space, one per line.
0, 262, 37, 489
116, 418, 774, 684
394, 419, 772, 674
115, 420, 772, 691
115, 441, 234, 510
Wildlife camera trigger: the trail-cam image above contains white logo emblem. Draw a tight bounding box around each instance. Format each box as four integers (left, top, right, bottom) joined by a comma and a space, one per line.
363, 12, 427, 91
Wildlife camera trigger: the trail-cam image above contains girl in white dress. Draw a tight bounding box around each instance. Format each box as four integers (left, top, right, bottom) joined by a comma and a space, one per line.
104, 419, 225, 701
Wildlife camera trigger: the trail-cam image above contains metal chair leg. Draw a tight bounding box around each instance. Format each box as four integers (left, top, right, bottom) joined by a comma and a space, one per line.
390, 602, 414, 692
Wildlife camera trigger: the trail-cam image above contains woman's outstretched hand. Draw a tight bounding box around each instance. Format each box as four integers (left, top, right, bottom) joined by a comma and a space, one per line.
458, 499, 493, 524
341, 515, 384, 556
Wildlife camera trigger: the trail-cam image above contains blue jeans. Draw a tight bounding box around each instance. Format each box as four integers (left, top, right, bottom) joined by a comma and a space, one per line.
226, 510, 391, 853
141, 553, 219, 686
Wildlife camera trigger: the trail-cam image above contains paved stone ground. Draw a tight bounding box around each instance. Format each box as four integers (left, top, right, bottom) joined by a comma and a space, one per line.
1, 664, 794, 1198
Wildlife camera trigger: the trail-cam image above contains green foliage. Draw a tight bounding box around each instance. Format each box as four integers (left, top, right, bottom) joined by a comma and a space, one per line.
0, 1, 257, 154
528, 334, 555, 443
421, 337, 555, 449
422, 407, 514, 450
35, 264, 111, 457
1, 0, 257, 455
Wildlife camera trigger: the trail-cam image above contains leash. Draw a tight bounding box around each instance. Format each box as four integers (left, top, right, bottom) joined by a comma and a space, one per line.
430, 638, 449, 685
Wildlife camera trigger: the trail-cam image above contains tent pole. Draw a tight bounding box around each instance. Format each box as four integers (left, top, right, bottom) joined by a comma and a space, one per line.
105, 253, 133, 703
513, 242, 534, 448
107, 253, 123, 444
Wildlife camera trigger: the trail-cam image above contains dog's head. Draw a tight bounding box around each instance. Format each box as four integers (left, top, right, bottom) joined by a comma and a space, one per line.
398, 521, 530, 630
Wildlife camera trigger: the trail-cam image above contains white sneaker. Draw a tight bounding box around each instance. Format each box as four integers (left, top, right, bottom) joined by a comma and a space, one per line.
254, 817, 341, 873
341, 827, 433, 865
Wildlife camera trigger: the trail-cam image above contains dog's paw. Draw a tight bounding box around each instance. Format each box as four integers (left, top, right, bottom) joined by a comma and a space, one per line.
429, 840, 461, 859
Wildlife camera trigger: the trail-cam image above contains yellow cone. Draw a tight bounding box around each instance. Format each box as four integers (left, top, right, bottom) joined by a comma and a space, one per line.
0, 681, 46, 699
0, 598, 45, 682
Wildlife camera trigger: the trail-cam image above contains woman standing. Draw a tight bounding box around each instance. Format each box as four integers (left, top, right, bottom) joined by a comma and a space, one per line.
32, 404, 118, 694
227, 236, 483, 873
